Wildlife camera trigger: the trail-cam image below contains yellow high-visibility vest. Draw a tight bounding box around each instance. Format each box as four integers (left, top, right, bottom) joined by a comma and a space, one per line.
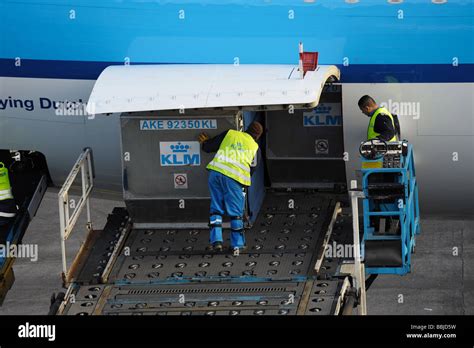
367, 107, 398, 142
0, 162, 13, 201
207, 130, 258, 186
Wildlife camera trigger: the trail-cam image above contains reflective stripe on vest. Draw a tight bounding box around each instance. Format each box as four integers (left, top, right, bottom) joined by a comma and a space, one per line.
0, 162, 13, 201
0, 211, 16, 218
207, 129, 258, 186
213, 154, 250, 173
367, 107, 398, 142
0, 189, 13, 200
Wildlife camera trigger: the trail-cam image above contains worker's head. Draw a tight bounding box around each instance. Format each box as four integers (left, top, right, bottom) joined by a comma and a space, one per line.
358, 95, 378, 116
246, 121, 264, 141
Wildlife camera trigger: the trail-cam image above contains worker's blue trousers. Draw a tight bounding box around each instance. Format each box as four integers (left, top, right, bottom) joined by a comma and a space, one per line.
208, 170, 246, 248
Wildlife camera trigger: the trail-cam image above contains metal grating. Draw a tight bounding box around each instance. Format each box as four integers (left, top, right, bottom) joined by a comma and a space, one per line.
127, 286, 288, 295
105, 281, 304, 315
122, 212, 327, 256
113, 252, 312, 282
303, 280, 344, 315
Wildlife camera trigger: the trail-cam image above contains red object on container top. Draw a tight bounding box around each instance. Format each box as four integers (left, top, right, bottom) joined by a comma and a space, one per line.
299, 52, 318, 76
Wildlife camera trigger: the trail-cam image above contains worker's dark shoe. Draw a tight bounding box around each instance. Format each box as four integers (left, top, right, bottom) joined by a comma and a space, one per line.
211, 241, 223, 252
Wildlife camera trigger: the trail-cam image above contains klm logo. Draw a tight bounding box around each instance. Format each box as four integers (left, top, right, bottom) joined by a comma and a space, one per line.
230, 142, 244, 152
303, 104, 342, 127
160, 141, 200, 166
314, 105, 332, 114
303, 114, 342, 127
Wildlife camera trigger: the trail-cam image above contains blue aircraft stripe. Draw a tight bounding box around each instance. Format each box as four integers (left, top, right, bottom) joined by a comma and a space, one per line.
0, 59, 473, 83
337, 64, 474, 83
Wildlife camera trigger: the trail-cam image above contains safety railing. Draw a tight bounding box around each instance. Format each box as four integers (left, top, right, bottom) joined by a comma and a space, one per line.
58, 148, 94, 282
349, 180, 367, 315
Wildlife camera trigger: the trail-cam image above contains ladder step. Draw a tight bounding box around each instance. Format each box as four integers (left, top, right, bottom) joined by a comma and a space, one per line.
365, 235, 400, 241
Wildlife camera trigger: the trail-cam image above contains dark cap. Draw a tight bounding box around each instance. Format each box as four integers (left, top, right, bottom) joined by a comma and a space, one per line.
246, 121, 263, 141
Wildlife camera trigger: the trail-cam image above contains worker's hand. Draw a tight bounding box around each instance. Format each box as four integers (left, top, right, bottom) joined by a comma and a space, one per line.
198, 132, 210, 144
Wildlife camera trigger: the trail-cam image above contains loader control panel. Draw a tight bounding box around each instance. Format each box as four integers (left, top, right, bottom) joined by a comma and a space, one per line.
359, 140, 408, 168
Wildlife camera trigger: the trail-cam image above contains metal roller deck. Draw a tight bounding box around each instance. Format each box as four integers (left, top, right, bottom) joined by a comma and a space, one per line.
57, 191, 355, 316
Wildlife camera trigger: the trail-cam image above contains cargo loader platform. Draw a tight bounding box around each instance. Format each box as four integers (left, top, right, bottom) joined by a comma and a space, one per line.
56, 191, 355, 316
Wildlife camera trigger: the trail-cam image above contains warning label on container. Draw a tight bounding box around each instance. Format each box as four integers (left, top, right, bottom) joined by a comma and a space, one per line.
174, 173, 188, 189
315, 139, 329, 154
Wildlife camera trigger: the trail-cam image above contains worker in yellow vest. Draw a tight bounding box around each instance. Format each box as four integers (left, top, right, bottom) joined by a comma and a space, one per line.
358, 95, 399, 142
198, 121, 263, 252
0, 162, 17, 227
